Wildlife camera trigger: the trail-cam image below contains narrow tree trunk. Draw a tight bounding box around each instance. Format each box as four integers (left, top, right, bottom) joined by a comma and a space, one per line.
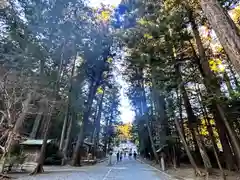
174, 116, 202, 176
223, 72, 234, 96
178, 93, 186, 141
179, 73, 212, 170
200, 0, 240, 74
59, 56, 77, 151
226, 57, 239, 89
146, 122, 159, 164
71, 81, 98, 166
103, 118, 109, 156
30, 104, 51, 175
30, 100, 44, 139
206, 118, 226, 179
175, 59, 212, 170
216, 103, 240, 165
61, 115, 73, 165
182, 94, 212, 171
92, 87, 105, 159
196, 87, 226, 178
214, 111, 236, 170
90, 108, 99, 143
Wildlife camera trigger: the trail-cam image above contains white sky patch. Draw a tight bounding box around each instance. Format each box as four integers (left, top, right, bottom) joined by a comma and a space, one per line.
89, 0, 121, 7
118, 76, 135, 124
114, 61, 135, 124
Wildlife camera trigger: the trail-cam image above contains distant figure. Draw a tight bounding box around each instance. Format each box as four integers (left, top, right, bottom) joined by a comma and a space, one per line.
133, 151, 137, 160
124, 152, 126, 157
129, 151, 132, 159
117, 151, 120, 162
120, 151, 123, 161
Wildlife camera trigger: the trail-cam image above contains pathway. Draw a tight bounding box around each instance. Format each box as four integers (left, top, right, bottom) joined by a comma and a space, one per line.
17, 157, 175, 180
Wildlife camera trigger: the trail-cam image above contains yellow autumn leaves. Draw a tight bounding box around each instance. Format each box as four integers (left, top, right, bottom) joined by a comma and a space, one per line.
97, 10, 111, 22
95, 5, 114, 22
209, 58, 225, 73
97, 87, 104, 94
231, 5, 240, 29
137, 15, 227, 74
137, 18, 154, 40
143, 33, 153, 40
117, 123, 132, 140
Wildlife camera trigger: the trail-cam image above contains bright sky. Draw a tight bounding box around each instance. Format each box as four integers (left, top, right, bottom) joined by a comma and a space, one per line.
89, 0, 122, 7
89, 0, 135, 124
117, 66, 135, 124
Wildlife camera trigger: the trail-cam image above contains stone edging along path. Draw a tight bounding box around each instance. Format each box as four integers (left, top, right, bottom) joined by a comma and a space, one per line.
137, 158, 184, 180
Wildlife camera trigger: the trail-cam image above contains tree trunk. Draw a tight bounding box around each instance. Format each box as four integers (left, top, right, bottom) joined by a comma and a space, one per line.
178, 93, 186, 141
226, 57, 239, 89
174, 116, 202, 176
175, 60, 211, 170
214, 111, 236, 170
196, 88, 226, 178
206, 118, 226, 179
61, 115, 73, 165
103, 118, 109, 156
30, 100, 44, 139
71, 81, 98, 166
30, 103, 50, 175
216, 103, 240, 166
92, 87, 105, 159
181, 85, 212, 171
59, 55, 76, 151
223, 72, 234, 96
146, 122, 159, 164
200, 0, 240, 74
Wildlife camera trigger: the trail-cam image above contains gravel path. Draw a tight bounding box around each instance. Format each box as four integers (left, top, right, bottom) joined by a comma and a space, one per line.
17, 157, 175, 180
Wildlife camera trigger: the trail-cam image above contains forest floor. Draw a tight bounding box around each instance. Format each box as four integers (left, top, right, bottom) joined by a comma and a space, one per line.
139, 158, 240, 180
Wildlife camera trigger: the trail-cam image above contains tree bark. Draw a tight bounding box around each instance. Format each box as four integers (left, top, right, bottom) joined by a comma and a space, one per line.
174, 116, 202, 176
71, 81, 98, 166
30, 103, 50, 175
146, 122, 159, 164
59, 56, 76, 151
30, 100, 44, 139
181, 83, 212, 171
200, 0, 240, 74
61, 115, 73, 165
92, 87, 105, 159
103, 117, 109, 156
175, 59, 211, 170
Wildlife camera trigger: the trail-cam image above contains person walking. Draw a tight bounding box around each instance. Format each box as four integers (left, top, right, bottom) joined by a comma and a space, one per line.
133, 151, 137, 160
120, 151, 123, 161
116, 151, 120, 162
129, 151, 132, 160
